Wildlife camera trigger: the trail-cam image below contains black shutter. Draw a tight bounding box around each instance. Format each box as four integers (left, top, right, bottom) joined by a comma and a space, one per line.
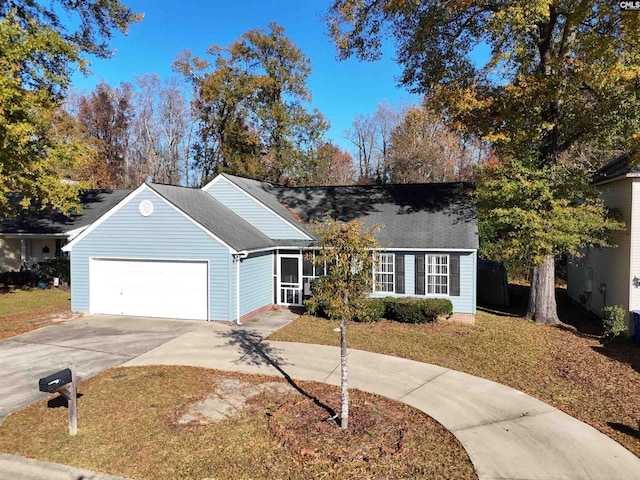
415, 255, 425, 295
450, 255, 460, 296
395, 254, 405, 294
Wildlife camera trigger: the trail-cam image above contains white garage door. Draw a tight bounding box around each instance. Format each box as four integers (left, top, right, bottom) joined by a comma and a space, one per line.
90, 259, 208, 320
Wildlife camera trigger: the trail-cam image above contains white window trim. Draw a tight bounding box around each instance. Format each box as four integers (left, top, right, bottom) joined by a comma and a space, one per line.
426, 254, 449, 296
374, 252, 395, 293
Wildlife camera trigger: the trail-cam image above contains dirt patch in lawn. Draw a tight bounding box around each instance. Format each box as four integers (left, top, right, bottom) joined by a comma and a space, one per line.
176, 377, 295, 424
269, 384, 413, 462
175, 378, 421, 464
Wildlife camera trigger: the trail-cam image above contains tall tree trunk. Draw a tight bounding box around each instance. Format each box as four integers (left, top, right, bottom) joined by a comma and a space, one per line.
340, 293, 349, 429
526, 254, 560, 325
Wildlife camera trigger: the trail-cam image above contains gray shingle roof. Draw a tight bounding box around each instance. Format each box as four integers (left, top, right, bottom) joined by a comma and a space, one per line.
0, 189, 133, 235
220, 174, 312, 236
222, 175, 478, 250
593, 154, 639, 184
147, 183, 275, 251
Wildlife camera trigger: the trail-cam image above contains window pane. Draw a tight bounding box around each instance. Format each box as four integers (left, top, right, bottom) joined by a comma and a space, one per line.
375, 253, 395, 292
426, 255, 448, 295
303, 257, 313, 276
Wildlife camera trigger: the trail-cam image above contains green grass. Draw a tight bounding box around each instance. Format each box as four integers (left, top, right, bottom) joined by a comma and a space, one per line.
268, 308, 640, 457
0, 287, 71, 339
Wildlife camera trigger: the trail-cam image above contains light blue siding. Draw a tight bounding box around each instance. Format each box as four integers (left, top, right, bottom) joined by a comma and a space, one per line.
371, 250, 477, 314
70, 188, 233, 320
238, 252, 273, 317
204, 177, 309, 240
454, 250, 477, 314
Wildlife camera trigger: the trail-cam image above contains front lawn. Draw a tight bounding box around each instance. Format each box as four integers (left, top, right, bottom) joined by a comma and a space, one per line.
0, 287, 71, 339
0, 366, 476, 480
268, 297, 640, 457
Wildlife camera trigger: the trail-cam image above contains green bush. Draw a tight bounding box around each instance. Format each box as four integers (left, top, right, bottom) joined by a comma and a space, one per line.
37, 257, 70, 284
602, 305, 628, 339
383, 297, 453, 324
351, 297, 385, 323
0, 270, 32, 286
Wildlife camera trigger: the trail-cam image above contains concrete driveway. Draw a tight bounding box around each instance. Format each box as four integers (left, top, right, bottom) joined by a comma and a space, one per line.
0, 314, 220, 424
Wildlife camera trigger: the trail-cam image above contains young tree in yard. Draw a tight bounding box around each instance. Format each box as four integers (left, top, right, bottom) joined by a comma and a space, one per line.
327, 1, 640, 323
0, 1, 141, 214
306, 218, 380, 429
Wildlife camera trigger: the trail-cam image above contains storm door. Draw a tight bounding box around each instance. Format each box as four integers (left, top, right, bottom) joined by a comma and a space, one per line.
278, 254, 302, 306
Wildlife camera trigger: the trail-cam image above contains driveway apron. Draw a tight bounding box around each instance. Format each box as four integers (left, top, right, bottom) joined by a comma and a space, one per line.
0, 315, 203, 424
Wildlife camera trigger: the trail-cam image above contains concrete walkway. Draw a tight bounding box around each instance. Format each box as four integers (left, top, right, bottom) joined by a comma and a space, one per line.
3, 309, 640, 479
125, 310, 640, 480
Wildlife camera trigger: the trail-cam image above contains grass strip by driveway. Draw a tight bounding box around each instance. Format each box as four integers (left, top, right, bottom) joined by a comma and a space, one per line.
268, 309, 640, 458
0, 288, 71, 339
0, 366, 476, 480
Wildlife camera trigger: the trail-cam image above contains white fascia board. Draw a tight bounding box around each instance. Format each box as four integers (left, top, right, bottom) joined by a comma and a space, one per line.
65, 226, 87, 241
145, 187, 236, 254
64, 184, 237, 254
269, 246, 477, 254
594, 175, 630, 187
3, 233, 70, 239
63, 184, 142, 252
208, 174, 313, 241
372, 247, 478, 252
201, 174, 222, 192
242, 246, 277, 255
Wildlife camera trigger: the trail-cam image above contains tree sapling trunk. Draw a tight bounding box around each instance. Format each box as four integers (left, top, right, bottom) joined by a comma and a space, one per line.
340, 292, 349, 429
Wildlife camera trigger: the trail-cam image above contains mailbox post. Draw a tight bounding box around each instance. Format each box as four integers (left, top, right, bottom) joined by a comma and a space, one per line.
38, 366, 77, 435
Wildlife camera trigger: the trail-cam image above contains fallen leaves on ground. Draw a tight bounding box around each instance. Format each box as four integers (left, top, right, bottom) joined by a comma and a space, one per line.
0, 366, 477, 480
268, 289, 640, 457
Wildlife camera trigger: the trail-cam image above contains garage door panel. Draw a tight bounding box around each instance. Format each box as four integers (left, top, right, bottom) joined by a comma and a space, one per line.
90, 259, 208, 320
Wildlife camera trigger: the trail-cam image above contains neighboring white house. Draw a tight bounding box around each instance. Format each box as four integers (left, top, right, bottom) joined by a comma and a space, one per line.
0, 190, 132, 272
567, 154, 640, 335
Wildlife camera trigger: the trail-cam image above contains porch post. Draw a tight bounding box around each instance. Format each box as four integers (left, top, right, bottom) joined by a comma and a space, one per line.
20, 239, 26, 265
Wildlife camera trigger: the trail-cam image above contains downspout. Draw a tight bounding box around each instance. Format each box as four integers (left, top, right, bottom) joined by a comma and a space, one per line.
234, 251, 249, 325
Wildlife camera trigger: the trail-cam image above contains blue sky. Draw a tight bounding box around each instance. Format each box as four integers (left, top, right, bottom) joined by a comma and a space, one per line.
70, 0, 421, 151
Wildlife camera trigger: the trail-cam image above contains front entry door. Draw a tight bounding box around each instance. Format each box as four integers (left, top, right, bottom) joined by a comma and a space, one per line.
279, 255, 302, 306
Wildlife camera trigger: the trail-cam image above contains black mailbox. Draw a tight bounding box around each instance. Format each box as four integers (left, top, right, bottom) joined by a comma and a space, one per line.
38, 368, 72, 393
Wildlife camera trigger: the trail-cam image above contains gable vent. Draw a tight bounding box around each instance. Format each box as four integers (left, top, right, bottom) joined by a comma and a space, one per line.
139, 200, 154, 217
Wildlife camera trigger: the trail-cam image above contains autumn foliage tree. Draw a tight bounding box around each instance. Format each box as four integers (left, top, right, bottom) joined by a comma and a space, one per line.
76, 82, 134, 187
306, 218, 380, 429
175, 23, 329, 186
306, 141, 355, 186
388, 107, 483, 183
327, 1, 640, 323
